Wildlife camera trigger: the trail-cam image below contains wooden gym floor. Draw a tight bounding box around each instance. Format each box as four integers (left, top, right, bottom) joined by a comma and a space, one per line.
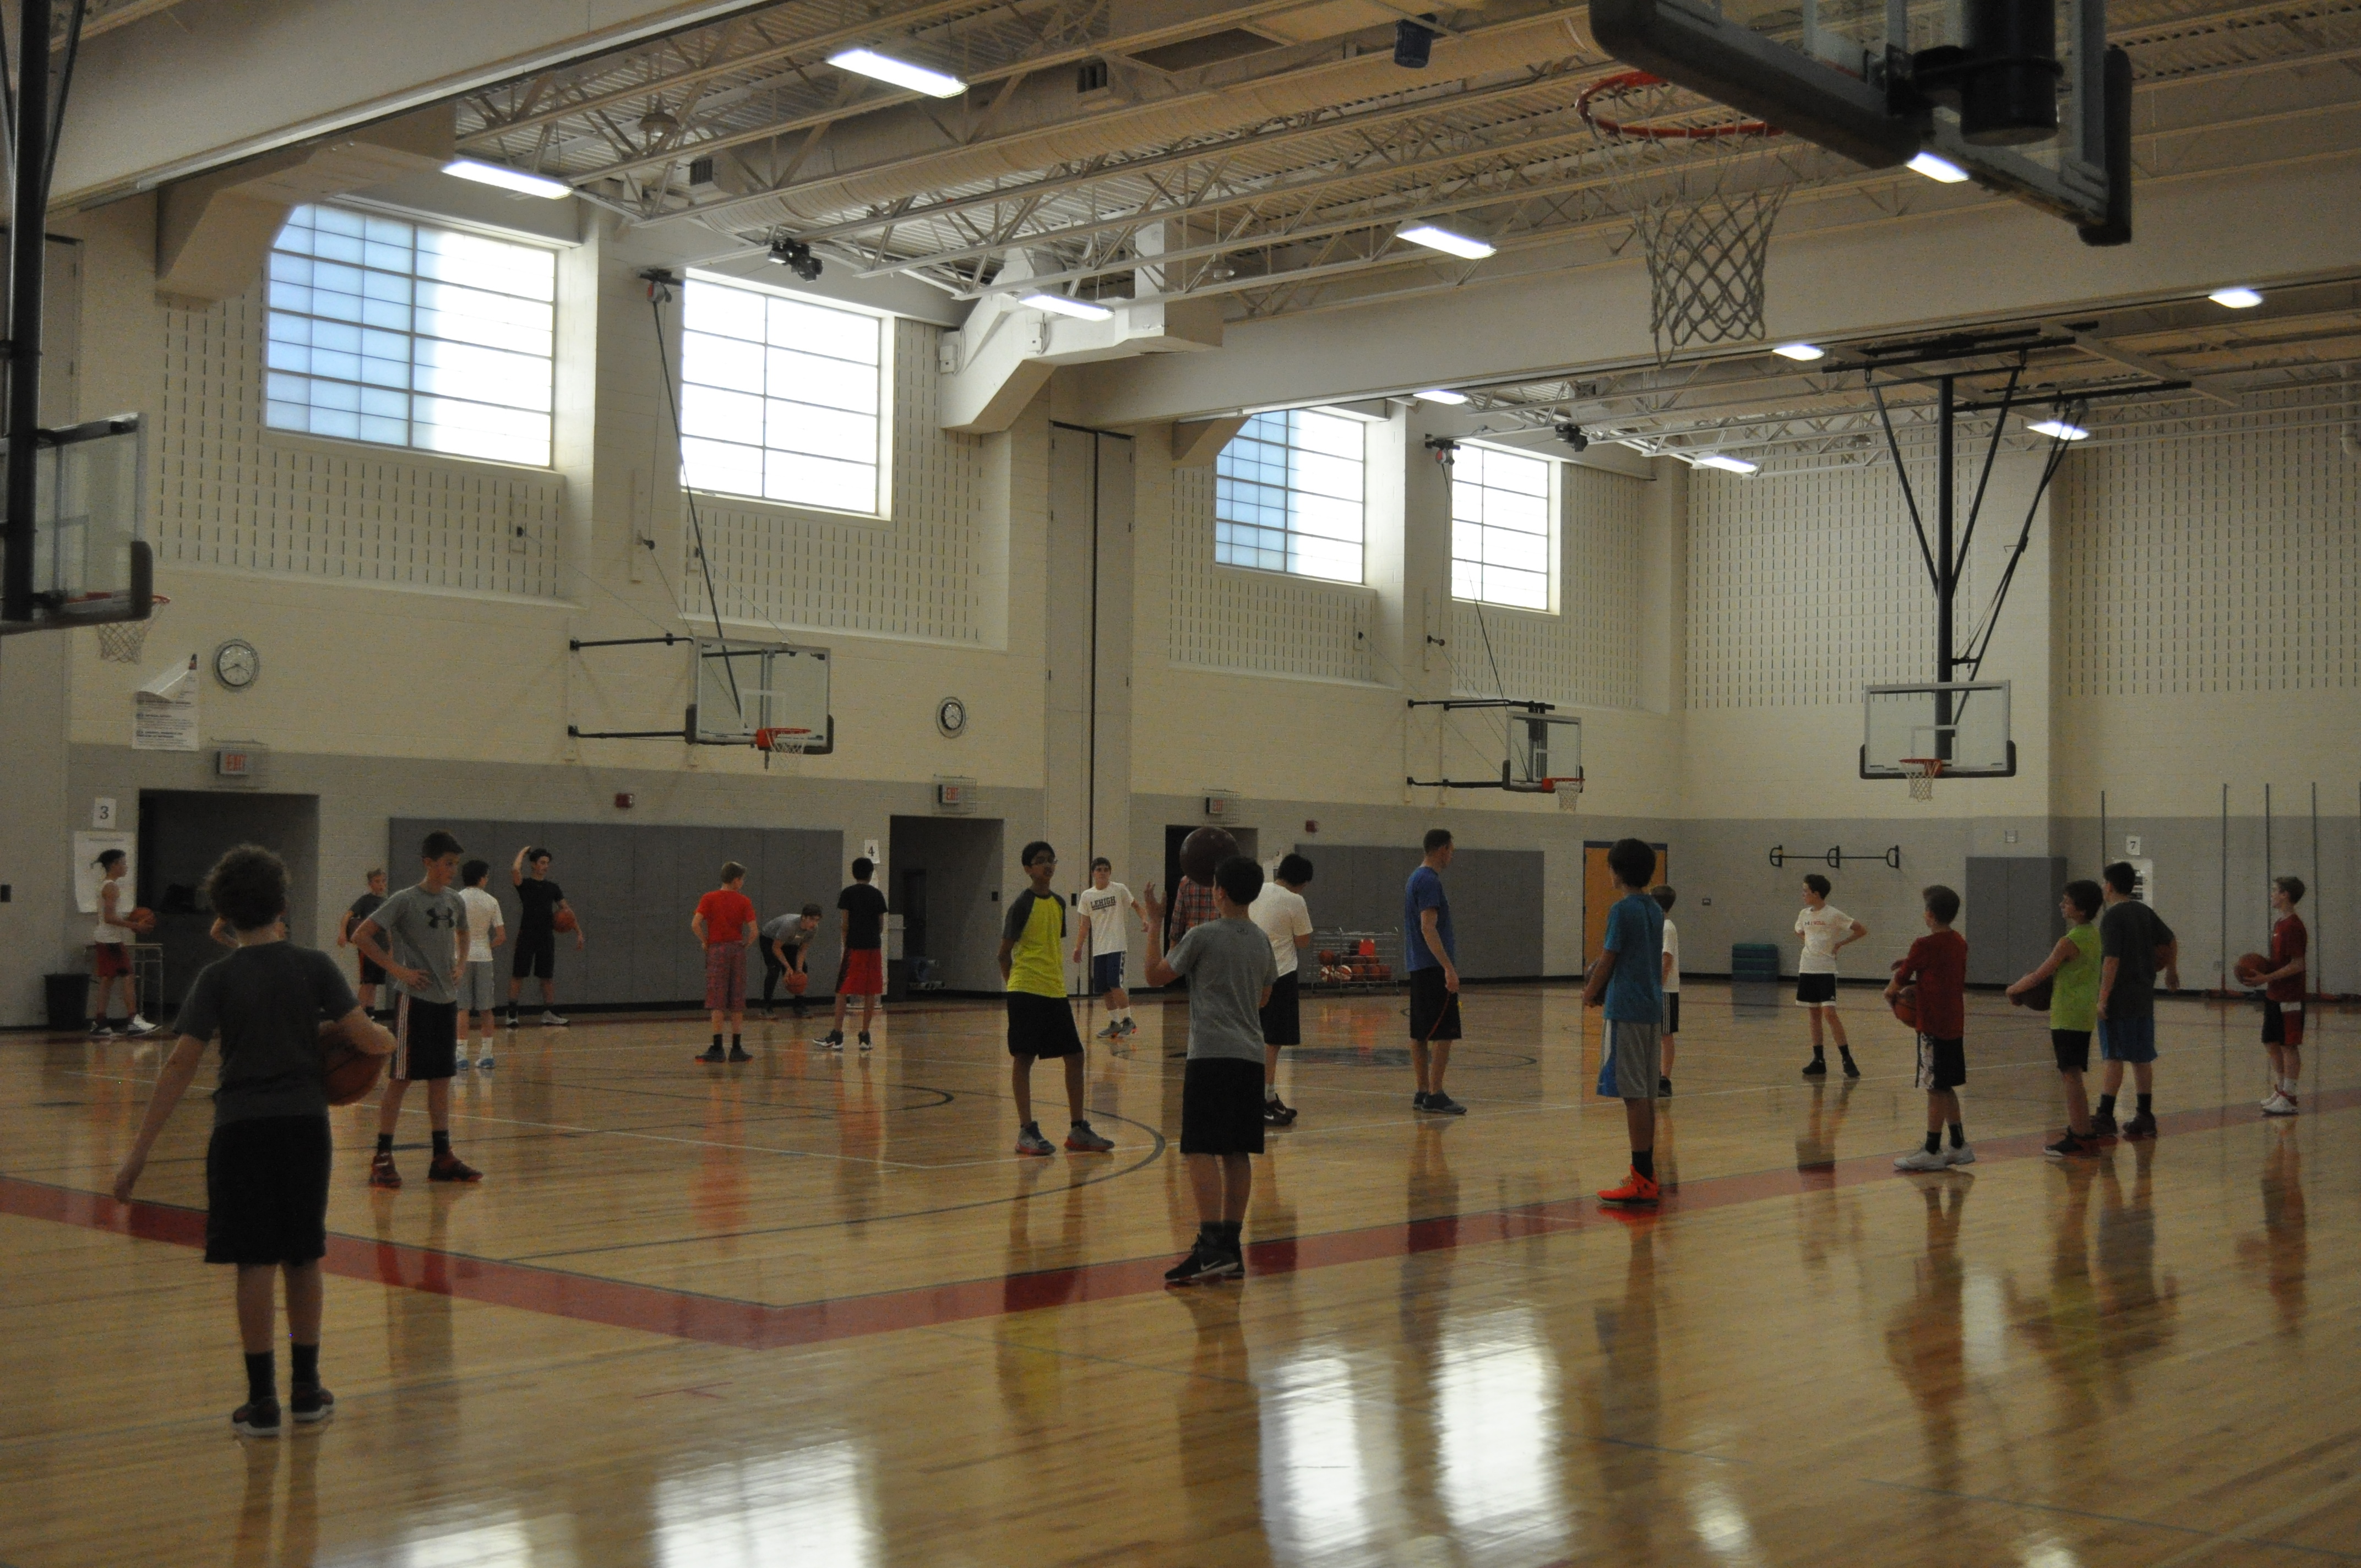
1, 981, 2352, 1567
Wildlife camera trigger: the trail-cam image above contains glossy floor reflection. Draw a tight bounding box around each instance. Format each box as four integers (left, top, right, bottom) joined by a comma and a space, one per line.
3, 983, 2354, 1566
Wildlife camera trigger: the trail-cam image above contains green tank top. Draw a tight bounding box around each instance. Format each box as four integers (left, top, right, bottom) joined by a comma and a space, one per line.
2050, 923, 2099, 1031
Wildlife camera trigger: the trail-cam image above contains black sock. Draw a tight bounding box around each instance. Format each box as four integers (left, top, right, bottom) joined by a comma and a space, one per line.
1218, 1221, 1243, 1253
244, 1351, 275, 1405
2096, 1093, 2117, 1118
1949, 1121, 1966, 1148
1924, 1130, 1943, 1155
2136, 1093, 2152, 1115
1632, 1148, 1655, 1179
375, 1133, 394, 1155
431, 1130, 451, 1157
1839, 1044, 1856, 1058
730, 1034, 741, 1049
290, 1342, 319, 1390
1198, 1222, 1223, 1250
1810, 1046, 1826, 1059
712, 1032, 722, 1050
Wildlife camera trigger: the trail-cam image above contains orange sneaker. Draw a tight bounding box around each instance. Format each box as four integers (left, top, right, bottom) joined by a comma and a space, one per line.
1597, 1168, 1660, 1205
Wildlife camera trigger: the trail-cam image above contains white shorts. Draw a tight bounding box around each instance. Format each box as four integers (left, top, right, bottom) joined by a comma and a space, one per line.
459, 960, 499, 1012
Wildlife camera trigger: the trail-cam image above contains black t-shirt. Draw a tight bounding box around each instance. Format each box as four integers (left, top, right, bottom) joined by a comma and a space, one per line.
176, 943, 359, 1126
2099, 899, 2176, 1020
838, 883, 888, 950
346, 891, 383, 926
516, 878, 564, 935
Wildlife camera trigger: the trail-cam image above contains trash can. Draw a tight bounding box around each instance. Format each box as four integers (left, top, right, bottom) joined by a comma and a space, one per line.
1731, 942, 1781, 1009
45, 973, 87, 1031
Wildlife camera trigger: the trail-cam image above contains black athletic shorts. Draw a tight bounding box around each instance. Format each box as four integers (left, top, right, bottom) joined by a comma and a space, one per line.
204, 1114, 331, 1267
1796, 972, 1838, 1006
1916, 1034, 1967, 1092
1007, 991, 1083, 1059
358, 952, 386, 986
1408, 967, 1462, 1042
510, 928, 556, 979
1260, 970, 1301, 1046
1180, 1057, 1266, 1156
2262, 1000, 2305, 1048
1663, 993, 1681, 1035
2050, 1028, 2092, 1073
392, 995, 460, 1081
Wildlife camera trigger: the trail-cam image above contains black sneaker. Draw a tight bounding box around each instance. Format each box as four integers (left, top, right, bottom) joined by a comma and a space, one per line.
2044, 1133, 2097, 1159
1802, 1057, 1829, 1077
694, 1048, 726, 1063
857, 1032, 873, 1053
1412, 1091, 1432, 1111
1420, 1092, 1467, 1116
2124, 1111, 2159, 1140
2089, 1109, 2119, 1138
1163, 1241, 1242, 1286
290, 1384, 335, 1424
1657, 1076, 1673, 1098
1840, 1054, 1862, 1079
1263, 1096, 1298, 1126
232, 1398, 281, 1438
727, 1046, 752, 1063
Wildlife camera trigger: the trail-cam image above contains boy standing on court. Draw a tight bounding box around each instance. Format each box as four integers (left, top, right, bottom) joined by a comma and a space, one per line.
761, 902, 822, 1019
1652, 884, 1680, 1098
2010, 880, 2105, 1156
692, 862, 758, 1064
1587, 840, 1667, 1205
1072, 857, 1147, 1038
87, 847, 157, 1038
1405, 828, 1466, 1116
354, 831, 482, 1188
1796, 874, 1868, 1078
1888, 885, 1973, 1172
454, 861, 505, 1072
1249, 854, 1315, 1125
338, 868, 389, 1018
2254, 876, 2308, 1116
111, 844, 395, 1437
1143, 856, 1277, 1283
507, 847, 582, 1029
1000, 842, 1115, 1156
817, 857, 886, 1053
2095, 861, 2178, 1139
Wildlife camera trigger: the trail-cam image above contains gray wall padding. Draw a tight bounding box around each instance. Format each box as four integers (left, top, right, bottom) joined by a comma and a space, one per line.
1963, 856, 2068, 984
1292, 843, 1546, 979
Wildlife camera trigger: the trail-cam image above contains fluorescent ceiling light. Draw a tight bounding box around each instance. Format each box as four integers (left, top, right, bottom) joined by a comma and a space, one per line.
442, 159, 570, 199
1021, 292, 1113, 321
1907, 151, 1970, 184
2028, 418, 2090, 440
1772, 342, 1826, 362
1397, 224, 1496, 260
1693, 453, 1760, 474
2207, 285, 2263, 308
827, 47, 966, 97
1413, 388, 1469, 405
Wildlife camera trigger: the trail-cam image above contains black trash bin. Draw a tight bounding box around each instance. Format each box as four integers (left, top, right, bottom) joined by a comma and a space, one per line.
45, 973, 87, 1031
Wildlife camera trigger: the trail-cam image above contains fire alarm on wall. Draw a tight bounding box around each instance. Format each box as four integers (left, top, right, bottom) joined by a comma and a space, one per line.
614, 792, 637, 809
1304, 819, 1319, 833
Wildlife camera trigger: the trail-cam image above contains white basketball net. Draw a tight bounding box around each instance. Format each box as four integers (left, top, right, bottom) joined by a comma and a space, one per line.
95, 600, 165, 663
1905, 758, 1945, 802
1582, 72, 1790, 361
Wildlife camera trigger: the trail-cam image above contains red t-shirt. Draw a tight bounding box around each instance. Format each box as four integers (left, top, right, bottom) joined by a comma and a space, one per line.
2268, 915, 2307, 1002
1894, 928, 1968, 1039
696, 889, 756, 948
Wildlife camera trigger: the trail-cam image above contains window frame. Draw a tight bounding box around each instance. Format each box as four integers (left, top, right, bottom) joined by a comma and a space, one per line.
1449, 442, 1560, 614
1212, 407, 1370, 586
675, 270, 895, 524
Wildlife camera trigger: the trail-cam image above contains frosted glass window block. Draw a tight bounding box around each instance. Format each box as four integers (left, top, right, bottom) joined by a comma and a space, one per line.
1174, 462, 1379, 682
263, 204, 556, 465
679, 277, 885, 515
1452, 445, 1554, 612
1213, 409, 1366, 583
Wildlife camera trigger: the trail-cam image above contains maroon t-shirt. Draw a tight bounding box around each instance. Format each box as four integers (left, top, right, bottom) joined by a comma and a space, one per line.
2268, 916, 2308, 1002
1895, 929, 1968, 1039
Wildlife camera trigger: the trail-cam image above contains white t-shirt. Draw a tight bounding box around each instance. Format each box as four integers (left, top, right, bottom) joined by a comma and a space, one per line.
1795, 903, 1854, 973
1249, 884, 1313, 977
93, 877, 133, 945
459, 886, 503, 963
1660, 917, 1680, 994
1076, 883, 1137, 957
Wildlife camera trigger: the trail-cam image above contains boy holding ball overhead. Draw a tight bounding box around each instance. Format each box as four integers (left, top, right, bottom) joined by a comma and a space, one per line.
111, 844, 395, 1438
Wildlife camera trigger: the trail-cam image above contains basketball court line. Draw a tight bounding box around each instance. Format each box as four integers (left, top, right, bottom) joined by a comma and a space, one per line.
3, 1087, 2345, 1355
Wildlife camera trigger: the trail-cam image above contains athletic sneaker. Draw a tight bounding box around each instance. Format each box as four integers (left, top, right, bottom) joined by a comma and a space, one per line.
1598, 1168, 1661, 1205
1421, 1092, 1468, 1116
1064, 1122, 1115, 1153
2088, 1109, 2119, 1138
1657, 1076, 1673, 1098
126, 1014, 159, 1036
2123, 1111, 2159, 1140
1840, 1054, 1862, 1079
231, 1398, 281, 1439
427, 1153, 483, 1183
2044, 1133, 2097, 1158
1164, 1241, 1242, 1286
1014, 1124, 1057, 1157
504, 1010, 519, 1030
540, 1010, 569, 1027
2261, 1092, 2297, 1117
1411, 1091, 1432, 1112
367, 1152, 401, 1190
477, 1054, 495, 1071
1263, 1096, 1299, 1126
1097, 1022, 1123, 1039
1118, 1018, 1139, 1036
1945, 1143, 1976, 1167
87, 1020, 113, 1039
727, 1046, 752, 1063
857, 1032, 873, 1052
289, 1385, 335, 1425
694, 1047, 726, 1064
454, 1057, 471, 1073
1802, 1057, 1828, 1077
814, 1030, 844, 1050
1894, 1146, 1952, 1172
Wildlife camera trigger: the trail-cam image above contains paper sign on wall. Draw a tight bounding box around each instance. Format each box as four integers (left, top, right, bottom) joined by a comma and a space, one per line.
132, 655, 200, 752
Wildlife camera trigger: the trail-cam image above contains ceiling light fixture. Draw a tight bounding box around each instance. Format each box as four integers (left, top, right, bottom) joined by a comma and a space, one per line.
2207, 286, 2262, 309
827, 47, 967, 97
443, 159, 571, 199
1413, 388, 1468, 405
2028, 418, 2090, 440
1907, 151, 1970, 183
1694, 453, 1760, 474
1772, 342, 1826, 362
1022, 292, 1113, 321
1397, 224, 1496, 260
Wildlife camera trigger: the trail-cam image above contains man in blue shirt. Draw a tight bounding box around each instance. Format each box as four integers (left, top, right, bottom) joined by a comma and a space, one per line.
1403, 827, 1465, 1115
1584, 837, 1666, 1205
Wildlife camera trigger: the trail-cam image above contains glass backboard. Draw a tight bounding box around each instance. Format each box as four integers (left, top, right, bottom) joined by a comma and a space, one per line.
1510, 711, 1584, 787
688, 638, 833, 753
1862, 680, 2014, 777
0, 414, 151, 635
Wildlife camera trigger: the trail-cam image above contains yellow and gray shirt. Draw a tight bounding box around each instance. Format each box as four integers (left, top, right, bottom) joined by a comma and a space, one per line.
1002, 889, 1068, 999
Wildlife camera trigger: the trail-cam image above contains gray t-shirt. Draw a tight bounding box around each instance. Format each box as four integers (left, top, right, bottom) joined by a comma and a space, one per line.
369, 883, 467, 1004
1166, 916, 1278, 1063
176, 942, 358, 1126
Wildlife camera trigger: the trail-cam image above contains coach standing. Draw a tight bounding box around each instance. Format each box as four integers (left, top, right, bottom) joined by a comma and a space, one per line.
1405, 828, 1466, 1116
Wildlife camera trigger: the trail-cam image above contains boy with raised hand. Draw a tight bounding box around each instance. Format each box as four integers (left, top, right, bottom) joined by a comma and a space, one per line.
1143, 856, 1277, 1283
1249, 853, 1316, 1126
454, 859, 505, 1072
1652, 884, 1680, 1098
1587, 839, 1667, 1206
1072, 857, 1147, 1039
2096, 861, 2179, 1140
507, 846, 582, 1029
2255, 876, 2309, 1117
1888, 885, 1973, 1173
2010, 879, 2105, 1157
112, 845, 395, 1438
1000, 842, 1114, 1156
1795, 873, 1868, 1078
817, 857, 887, 1053
355, 831, 480, 1189
692, 861, 758, 1064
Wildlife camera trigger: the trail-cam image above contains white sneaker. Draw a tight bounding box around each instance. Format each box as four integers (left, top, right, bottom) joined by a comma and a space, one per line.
2261, 1092, 2298, 1117
1894, 1146, 1951, 1172
1945, 1143, 1976, 1167
127, 1014, 160, 1036
540, 1010, 569, 1027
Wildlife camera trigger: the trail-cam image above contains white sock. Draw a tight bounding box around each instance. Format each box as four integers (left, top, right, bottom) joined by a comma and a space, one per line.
1264, 1084, 1280, 1101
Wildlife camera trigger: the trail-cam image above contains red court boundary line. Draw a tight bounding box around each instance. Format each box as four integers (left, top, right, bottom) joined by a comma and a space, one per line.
6, 1089, 2346, 1352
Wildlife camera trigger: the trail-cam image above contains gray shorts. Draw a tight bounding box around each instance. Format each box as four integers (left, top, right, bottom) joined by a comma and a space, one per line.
1597, 1017, 1662, 1099
459, 960, 499, 1012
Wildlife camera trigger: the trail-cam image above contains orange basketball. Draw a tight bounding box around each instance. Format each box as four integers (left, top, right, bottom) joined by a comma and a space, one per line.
786, 970, 809, 996
1891, 983, 1919, 1031
553, 907, 579, 934
322, 1043, 384, 1107
126, 907, 157, 934
2233, 951, 2269, 986
1179, 825, 1238, 885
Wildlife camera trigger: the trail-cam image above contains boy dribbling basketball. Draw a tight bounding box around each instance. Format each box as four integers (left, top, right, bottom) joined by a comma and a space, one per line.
1889, 885, 1972, 1172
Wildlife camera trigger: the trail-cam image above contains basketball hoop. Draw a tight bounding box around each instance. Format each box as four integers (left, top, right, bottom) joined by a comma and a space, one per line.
753, 726, 814, 754
1901, 756, 1946, 802
95, 594, 167, 664
1580, 70, 1789, 361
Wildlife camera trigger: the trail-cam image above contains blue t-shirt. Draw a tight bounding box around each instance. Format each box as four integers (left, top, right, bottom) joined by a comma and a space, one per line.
1602, 892, 1666, 1023
1403, 864, 1454, 971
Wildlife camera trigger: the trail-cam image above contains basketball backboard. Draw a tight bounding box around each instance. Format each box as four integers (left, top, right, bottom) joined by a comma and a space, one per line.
688, 637, 833, 752
1510, 711, 1584, 790
0, 414, 151, 636
1590, 0, 2130, 243
1862, 680, 2014, 777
